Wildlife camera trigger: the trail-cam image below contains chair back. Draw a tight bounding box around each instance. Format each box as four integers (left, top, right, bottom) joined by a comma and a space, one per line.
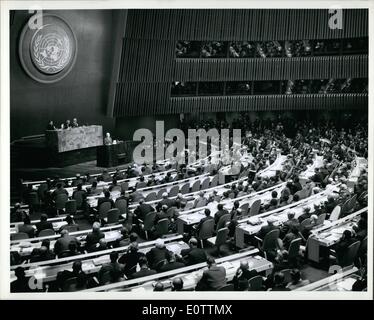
249, 199, 261, 217
191, 180, 200, 193
63, 225, 79, 233
316, 213, 326, 226
339, 241, 361, 267
240, 203, 249, 216
180, 183, 190, 194
198, 219, 215, 240
262, 229, 280, 251
157, 189, 167, 200
98, 201, 112, 219
100, 270, 113, 285
340, 198, 351, 215
115, 199, 128, 215
28, 192, 39, 206
210, 175, 219, 188
168, 185, 180, 197
72, 192, 83, 208
358, 236, 367, 261
215, 228, 229, 246
120, 182, 129, 193
248, 275, 263, 291
107, 208, 120, 224
38, 229, 55, 237
216, 214, 230, 231
201, 178, 210, 190
300, 218, 312, 230
143, 212, 156, 231
65, 200, 77, 215
56, 193, 68, 210
288, 238, 302, 261
280, 269, 292, 284
154, 259, 167, 271
58, 250, 72, 258
11, 232, 29, 240
166, 207, 177, 218
62, 277, 79, 292
154, 218, 169, 237
37, 183, 48, 201
195, 198, 207, 208
217, 284, 234, 291
111, 185, 121, 193
347, 194, 357, 213
329, 205, 341, 221
145, 192, 157, 202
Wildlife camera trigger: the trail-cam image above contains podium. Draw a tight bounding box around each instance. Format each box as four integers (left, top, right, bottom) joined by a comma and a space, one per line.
97, 142, 128, 167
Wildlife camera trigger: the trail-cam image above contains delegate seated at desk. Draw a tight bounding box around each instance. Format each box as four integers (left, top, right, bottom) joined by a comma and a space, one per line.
196, 257, 227, 291
180, 237, 207, 266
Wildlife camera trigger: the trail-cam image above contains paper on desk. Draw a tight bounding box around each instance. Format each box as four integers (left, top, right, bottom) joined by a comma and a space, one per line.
131, 287, 146, 292
337, 277, 356, 291
92, 255, 110, 266
166, 243, 181, 254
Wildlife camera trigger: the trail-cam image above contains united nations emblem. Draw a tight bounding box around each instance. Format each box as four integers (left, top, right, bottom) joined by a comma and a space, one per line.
31, 26, 72, 74
19, 14, 77, 83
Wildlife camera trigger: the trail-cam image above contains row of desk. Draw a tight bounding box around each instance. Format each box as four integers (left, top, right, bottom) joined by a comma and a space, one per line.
11, 225, 124, 258
10, 235, 187, 283
176, 183, 287, 234
307, 207, 367, 263
83, 249, 273, 292
234, 184, 340, 248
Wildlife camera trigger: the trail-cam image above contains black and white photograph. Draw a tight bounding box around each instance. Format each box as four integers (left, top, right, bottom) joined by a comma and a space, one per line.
0, 0, 372, 300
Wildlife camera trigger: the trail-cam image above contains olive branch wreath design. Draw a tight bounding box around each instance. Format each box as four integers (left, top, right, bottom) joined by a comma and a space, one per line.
33, 33, 71, 73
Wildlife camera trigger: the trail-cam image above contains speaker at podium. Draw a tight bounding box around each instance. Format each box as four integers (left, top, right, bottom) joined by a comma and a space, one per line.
96, 140, 128, 167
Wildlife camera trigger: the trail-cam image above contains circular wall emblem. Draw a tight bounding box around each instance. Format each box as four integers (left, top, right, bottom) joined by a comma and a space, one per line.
19, 14, 77, 83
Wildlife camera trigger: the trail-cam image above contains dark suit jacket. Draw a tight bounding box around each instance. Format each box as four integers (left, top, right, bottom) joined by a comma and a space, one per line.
134, 203, 154, 221
196, 216, 214, 234
159, 261, 185, 272
118, 251, 145, 276
97, 197, 114, 209
54, 235, 80, 255
11, 278, 33, 293
214, 209, 229, 225
257, 224, 279, 240
85, 231, 105, 250
197, 265, 227, 290
181, 247, 207, 265
146, 247, 171, 269
233, 269, 259, 290
18, 224, 35, 238
35, 221, 54, 235
156, 198, 176, 211
130, 268, 157, 279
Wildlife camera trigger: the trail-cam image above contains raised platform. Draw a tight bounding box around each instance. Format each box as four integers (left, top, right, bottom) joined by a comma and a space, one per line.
11, 135, 97, 168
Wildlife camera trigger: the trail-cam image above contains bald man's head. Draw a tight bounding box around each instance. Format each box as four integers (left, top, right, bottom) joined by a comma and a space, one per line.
240, 260, 249, 270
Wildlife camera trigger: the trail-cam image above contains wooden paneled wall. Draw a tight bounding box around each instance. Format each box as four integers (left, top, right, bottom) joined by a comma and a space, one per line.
111, 9, 368, 117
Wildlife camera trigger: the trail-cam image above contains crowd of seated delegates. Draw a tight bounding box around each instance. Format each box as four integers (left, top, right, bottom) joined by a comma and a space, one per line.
16, 155, 212, 223
11, 115, 368, 291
